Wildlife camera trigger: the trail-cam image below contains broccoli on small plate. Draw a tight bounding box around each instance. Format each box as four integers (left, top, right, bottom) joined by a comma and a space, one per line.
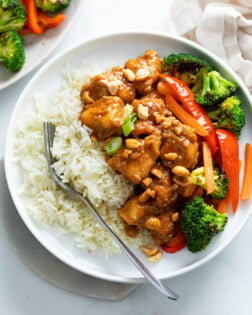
0, 31, 25, 72
0, 0, 27, 33
181, 197, 228, 253
35, 0, 72, 13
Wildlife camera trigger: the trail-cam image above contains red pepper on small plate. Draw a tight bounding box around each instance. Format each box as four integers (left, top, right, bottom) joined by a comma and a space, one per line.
159, 74, 222, 165
216, 129, 240, 212
21, 0, 65, 35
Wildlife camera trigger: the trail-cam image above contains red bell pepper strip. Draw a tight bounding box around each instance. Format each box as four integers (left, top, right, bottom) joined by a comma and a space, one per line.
159, 74, 221, 165
21, 0, 65, 34
161, 231, 186, 254
37, 11, 65, 30
216, 129, 240, 212
22, 0, 45, 34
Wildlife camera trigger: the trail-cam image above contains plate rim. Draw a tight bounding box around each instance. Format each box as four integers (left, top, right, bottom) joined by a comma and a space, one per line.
0, 0, 83, 91
4, 30, 252, 283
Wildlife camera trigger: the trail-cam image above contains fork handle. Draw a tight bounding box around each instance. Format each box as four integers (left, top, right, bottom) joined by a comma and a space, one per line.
77, 194, 179, 300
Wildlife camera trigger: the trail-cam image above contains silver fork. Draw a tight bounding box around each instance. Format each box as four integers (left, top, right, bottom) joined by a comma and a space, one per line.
43, 121, 179, 300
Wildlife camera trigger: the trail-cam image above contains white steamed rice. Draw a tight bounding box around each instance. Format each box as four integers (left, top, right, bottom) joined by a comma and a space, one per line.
14, 63, 151, 256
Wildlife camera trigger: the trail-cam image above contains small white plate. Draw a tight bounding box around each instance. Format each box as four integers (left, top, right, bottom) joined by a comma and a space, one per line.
0, 0, 82, 91
5, 32, 252, 283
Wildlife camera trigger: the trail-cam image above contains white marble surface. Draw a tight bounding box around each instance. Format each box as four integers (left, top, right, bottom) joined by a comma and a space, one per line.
1, 0, 252, 314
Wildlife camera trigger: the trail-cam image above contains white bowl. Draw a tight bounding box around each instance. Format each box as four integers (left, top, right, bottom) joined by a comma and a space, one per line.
4, 32, 252, 283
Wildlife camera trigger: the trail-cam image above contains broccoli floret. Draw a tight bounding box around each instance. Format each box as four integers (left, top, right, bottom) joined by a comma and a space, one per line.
190, 167, 229, 199
0, 0, 27, 33
0, 31, 25, 72
162, 53, 213, 87
35, 0, 72, 13
206, 96, 245, 138
194, 70, 237, 106
181, 196, 228, 252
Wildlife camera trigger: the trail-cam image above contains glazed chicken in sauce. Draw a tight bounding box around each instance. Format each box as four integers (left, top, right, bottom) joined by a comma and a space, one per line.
79, 50, 199, 255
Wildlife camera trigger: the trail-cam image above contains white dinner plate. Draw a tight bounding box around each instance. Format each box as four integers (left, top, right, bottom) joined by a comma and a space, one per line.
0, 0, 82, 91
4, 32, 252, 283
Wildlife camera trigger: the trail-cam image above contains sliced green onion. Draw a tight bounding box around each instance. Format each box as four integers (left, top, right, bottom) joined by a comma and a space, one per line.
106, 137, 123, 156
122, 113, 137, 137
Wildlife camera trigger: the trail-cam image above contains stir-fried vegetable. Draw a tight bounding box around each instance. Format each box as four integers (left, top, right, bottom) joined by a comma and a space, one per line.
161, 231, 186, 253
217, 193, 230, 214
194, 70, 237, 106
105, 137, 123, 156
181, 196, 228, 252
162, 53, 213, 87
241, 143, 252, 200
122, 113, 137, 137
207, 96, 245, 139
216, 129, 240, 212
202, 141, 215, 195
158, 74, 221, 164
190, 166, 229, 199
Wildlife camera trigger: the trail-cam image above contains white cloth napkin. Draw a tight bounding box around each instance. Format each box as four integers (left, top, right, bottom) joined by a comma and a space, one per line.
165, 0, 252, 92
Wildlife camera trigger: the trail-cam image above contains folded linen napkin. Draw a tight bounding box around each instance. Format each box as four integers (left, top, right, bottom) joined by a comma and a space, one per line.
165, 0, 252, 92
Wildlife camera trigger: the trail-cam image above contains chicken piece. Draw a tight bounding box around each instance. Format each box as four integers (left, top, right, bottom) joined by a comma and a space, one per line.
125, 50, 162, 95
141, 90, 164, 100
132, 120, 160, 138
79, 96, 125, 140
108, 134, 161, 184
145, 212, 175, 245
160, 116, 199, 170
133, 98, 166, 122
80, 66, 135, 104
119, 196, 160, 226
147, 164, 178, 209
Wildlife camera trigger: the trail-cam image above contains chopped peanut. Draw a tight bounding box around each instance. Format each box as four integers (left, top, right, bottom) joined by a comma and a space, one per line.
151, 168, 162, 179
171, 212, 179, 222
137, 104, 149, 120
125, 139, 140, 150
138, 191, 150, 202
121, 149, 129, 159
173, 175, 191, 186
141, 244, 159, 256
172, 166, 190, 177
135, 68, 150, 81
155, 114, 163, 124
123, 68, 136, 82
90, 135, 98, 142
142, 177, 153, 187
146, 188, 156, 198
83, 91, 94, 104
161, 120, 171, 129
106, 80, 120, 95
147, 251, 162, 262
145, 217, 161, 230
164, 152, 178, 161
